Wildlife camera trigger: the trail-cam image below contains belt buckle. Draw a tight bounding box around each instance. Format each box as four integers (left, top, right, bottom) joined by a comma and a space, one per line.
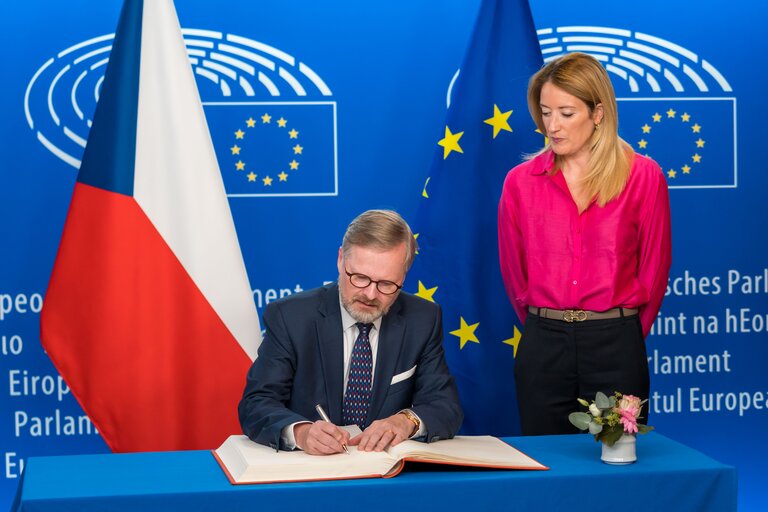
563, 309, 587, 322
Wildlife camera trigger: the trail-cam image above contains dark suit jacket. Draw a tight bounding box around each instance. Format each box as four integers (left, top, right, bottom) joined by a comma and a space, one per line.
238, 283, 463, 450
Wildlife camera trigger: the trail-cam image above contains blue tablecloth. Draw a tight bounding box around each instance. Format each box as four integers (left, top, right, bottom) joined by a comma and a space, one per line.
12, 432, 736, 512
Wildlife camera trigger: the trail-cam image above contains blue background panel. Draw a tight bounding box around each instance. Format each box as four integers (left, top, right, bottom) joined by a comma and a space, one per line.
1, 1, 765, 510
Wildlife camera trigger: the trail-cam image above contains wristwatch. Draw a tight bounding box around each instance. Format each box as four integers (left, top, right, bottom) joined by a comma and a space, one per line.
398, 409, 421, 434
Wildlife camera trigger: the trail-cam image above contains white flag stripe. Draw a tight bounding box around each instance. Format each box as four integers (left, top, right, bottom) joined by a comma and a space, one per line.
133, 0, 260, 359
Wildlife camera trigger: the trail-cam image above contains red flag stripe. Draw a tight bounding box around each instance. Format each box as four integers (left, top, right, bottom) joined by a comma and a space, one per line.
41, 183, 252, 452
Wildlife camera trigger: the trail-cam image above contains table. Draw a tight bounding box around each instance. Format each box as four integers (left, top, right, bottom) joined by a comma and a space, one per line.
12, 432, 736, 512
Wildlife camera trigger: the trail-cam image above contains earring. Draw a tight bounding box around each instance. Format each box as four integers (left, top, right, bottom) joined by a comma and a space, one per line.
594, 123, 600, 130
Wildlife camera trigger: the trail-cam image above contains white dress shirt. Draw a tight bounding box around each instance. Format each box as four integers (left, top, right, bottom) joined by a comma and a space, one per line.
280, 296, 424, 450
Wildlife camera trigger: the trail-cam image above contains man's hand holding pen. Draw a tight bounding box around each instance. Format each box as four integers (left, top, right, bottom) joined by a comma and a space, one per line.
294, 420, 351, 456
296, 404, 417, 455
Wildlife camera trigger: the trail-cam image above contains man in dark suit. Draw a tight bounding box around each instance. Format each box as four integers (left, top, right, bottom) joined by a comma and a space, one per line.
239, 210, 463, 455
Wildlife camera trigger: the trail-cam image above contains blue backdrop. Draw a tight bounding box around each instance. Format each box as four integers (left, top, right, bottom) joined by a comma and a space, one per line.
1, 1, 765, 510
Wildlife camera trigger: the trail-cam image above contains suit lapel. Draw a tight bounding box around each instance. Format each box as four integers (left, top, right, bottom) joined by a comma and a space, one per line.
316, 285, 345, 423
367, 298, 405, 424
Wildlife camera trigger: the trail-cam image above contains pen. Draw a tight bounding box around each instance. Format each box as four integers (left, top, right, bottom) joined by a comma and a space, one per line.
314, 404, 350, 454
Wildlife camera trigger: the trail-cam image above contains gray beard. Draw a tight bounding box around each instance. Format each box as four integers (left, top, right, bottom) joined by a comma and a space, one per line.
341, 296, 392, 324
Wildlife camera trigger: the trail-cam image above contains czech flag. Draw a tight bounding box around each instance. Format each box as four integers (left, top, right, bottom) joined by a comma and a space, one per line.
40, 0, 261, 452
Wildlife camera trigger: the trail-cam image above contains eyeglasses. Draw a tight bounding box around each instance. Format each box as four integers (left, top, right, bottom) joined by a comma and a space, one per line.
344, 269, 402, 295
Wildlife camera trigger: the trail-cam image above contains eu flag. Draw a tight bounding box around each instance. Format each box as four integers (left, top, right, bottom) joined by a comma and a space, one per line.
617, 98, 736, 188
406, 0, 543, 435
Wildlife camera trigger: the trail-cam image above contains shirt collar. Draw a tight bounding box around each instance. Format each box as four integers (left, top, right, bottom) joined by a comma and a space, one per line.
529, 150, 555, 176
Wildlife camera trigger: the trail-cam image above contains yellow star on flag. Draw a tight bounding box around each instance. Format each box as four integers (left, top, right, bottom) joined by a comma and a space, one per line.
682, 164, 691, 174
438, 126, 464, 159
278, 171, 288, 182
667, 169, 677, 178
414, 280, 437, 302
450, 317, 479, 349
262, 176, 273, 186
235, 129, 245, 139
245, 118, 256, 128
230, 144, 241, 155
652, 113, 661, 122
666, 108, 676, 118
641, 124, 651, 134
289, 129, 299, 139
638, 139, 648, 149
293, 144, 303, 155
247, 172, 257, 182
235, 160, 245, 171
277, 117, 288, 128
681, 113, 691, 122
692, 123, 701, 133
484, 104, 513, 138
696, 138, 705, 148
261, 113, 271, 123
502, 326, 522, 357
289, 160, 300, 170
413, 233, 419, 254
692, 153, 702, 163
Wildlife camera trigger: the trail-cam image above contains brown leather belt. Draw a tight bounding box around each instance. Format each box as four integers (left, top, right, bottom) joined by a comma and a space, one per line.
528, 306, 638, 322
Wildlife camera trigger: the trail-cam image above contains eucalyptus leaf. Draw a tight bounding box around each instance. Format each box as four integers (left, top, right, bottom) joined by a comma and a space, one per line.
569, 412, 592, 430
595, 391, 611, 409
588, 421, 603, 435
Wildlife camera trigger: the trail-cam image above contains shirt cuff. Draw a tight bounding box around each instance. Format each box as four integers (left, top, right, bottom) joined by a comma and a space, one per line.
281, 421, 312, 450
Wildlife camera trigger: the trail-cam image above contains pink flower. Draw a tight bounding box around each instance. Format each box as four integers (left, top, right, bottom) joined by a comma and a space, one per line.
618, 407, 639, 434
618, 395, 643, 418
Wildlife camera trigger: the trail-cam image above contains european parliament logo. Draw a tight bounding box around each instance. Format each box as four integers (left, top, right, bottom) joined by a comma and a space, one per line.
538, 26, 737, 189
24, 29, 338, 197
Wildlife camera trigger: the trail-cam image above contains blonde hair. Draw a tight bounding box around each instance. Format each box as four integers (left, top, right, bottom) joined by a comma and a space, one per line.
527, 52, 633, 206
342, 209, 417, 271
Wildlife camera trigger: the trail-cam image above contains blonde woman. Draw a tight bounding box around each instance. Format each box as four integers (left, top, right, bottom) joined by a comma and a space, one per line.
498, 53, 671, 435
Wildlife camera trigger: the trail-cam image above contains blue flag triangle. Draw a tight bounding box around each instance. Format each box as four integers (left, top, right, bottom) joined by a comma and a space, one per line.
77, 0, 143, 195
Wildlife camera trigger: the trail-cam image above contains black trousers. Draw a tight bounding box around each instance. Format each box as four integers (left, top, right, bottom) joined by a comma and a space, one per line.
514, 311, 650, 436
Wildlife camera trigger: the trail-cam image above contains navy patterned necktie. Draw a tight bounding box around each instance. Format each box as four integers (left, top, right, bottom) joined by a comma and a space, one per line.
342, 323, 374, 428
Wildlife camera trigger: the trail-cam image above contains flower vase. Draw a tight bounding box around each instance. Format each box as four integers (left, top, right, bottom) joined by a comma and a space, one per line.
601, 434, 636, 464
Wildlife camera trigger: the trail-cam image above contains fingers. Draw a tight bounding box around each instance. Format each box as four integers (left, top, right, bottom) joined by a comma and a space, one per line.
357, 428, 398, 452
302, 421, 350, 456
376, 429, 400, 451
387, 429, 407, 447
355, 418, 409, 452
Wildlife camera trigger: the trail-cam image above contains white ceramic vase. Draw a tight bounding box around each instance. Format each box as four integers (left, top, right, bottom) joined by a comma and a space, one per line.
601, 434, 637, 464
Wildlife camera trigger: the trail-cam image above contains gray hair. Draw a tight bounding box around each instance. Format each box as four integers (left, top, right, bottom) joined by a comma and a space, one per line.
341, 209, 417, 271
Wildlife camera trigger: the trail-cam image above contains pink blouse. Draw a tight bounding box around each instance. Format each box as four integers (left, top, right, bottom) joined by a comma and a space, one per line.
498, 151, 671, 337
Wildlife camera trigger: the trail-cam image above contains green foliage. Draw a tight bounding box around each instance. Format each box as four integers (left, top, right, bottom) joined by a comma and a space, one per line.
600, 427, 625, 447
595, 391, 612, 409
567, 391, 652, 446
588, 421, 603, 435
569, 412, 592, 430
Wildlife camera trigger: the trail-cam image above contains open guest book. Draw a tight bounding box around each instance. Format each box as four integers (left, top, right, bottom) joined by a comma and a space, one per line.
213, 434, 548, 484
